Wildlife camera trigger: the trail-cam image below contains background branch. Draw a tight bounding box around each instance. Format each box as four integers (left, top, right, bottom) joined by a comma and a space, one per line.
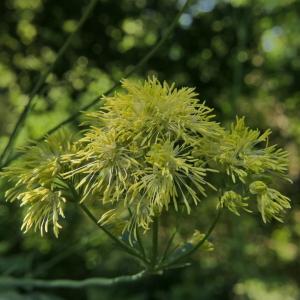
0, 0, 192, 170
0, 0, 99, 166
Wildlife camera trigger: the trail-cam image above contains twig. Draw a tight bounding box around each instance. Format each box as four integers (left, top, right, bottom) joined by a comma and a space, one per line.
128, 208, 147, 262
159, 230, 177, 264
162, 210, 221, 267
79, 203, 148, 266
151, 217, 159, 267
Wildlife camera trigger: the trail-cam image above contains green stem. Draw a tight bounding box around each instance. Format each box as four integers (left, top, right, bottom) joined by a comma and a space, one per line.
0, 0, 99, 166
159, 230, 177, 264
128, 208, 147, 262
161, 210, 221, 268
0, 271, 146, 289
136, 228, 147, 262
151, 217, 159, 268
0, 0, 192, 170
79, 204, 148, 266
63, 179, 149, 265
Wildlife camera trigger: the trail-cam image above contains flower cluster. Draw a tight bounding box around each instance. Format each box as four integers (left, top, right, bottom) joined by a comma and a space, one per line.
2, 77, 291, 238
217, 191, 250, 216
249, 181, 291, 223
65, 77, 220, 238
2, 131, 77, 237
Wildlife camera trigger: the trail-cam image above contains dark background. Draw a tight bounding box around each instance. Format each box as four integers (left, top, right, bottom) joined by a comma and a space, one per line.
0, 0, 300, 299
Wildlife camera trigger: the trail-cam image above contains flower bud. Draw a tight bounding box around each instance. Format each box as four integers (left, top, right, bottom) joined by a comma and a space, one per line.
249, 181, 268, 194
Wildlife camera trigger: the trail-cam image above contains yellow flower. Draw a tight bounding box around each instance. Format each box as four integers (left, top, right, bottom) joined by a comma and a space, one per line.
3, 130, 76, 237
19, 187, 66, 238
195, 117, 289, 183
66, 77, 220, 237
250, 181, 291, 223
217, 191, 250, 216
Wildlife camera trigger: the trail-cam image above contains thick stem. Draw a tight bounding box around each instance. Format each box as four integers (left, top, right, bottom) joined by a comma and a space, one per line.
0, 271, 146, 289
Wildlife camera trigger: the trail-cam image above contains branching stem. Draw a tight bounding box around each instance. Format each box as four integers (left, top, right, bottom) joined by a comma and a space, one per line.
161, 210, 221, 268
79, 203, 149, 266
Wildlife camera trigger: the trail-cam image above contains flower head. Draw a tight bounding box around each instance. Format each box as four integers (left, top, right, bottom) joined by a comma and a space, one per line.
2, 130, 76, 237
18, 187, 66, 238
67, 77, 221, 237
195, 117, 289, 183
2, 77, 292, 239
85, 77, 222, 146
217, 191, 250, 216
250, 181, 291, 223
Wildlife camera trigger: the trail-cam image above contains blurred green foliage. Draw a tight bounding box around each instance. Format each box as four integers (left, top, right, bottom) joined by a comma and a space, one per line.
0, 0, 299, 299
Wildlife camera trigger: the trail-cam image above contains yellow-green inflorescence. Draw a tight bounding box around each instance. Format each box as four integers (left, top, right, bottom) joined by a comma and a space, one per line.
2, 77, 291, 238
2, 131, 78, 237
